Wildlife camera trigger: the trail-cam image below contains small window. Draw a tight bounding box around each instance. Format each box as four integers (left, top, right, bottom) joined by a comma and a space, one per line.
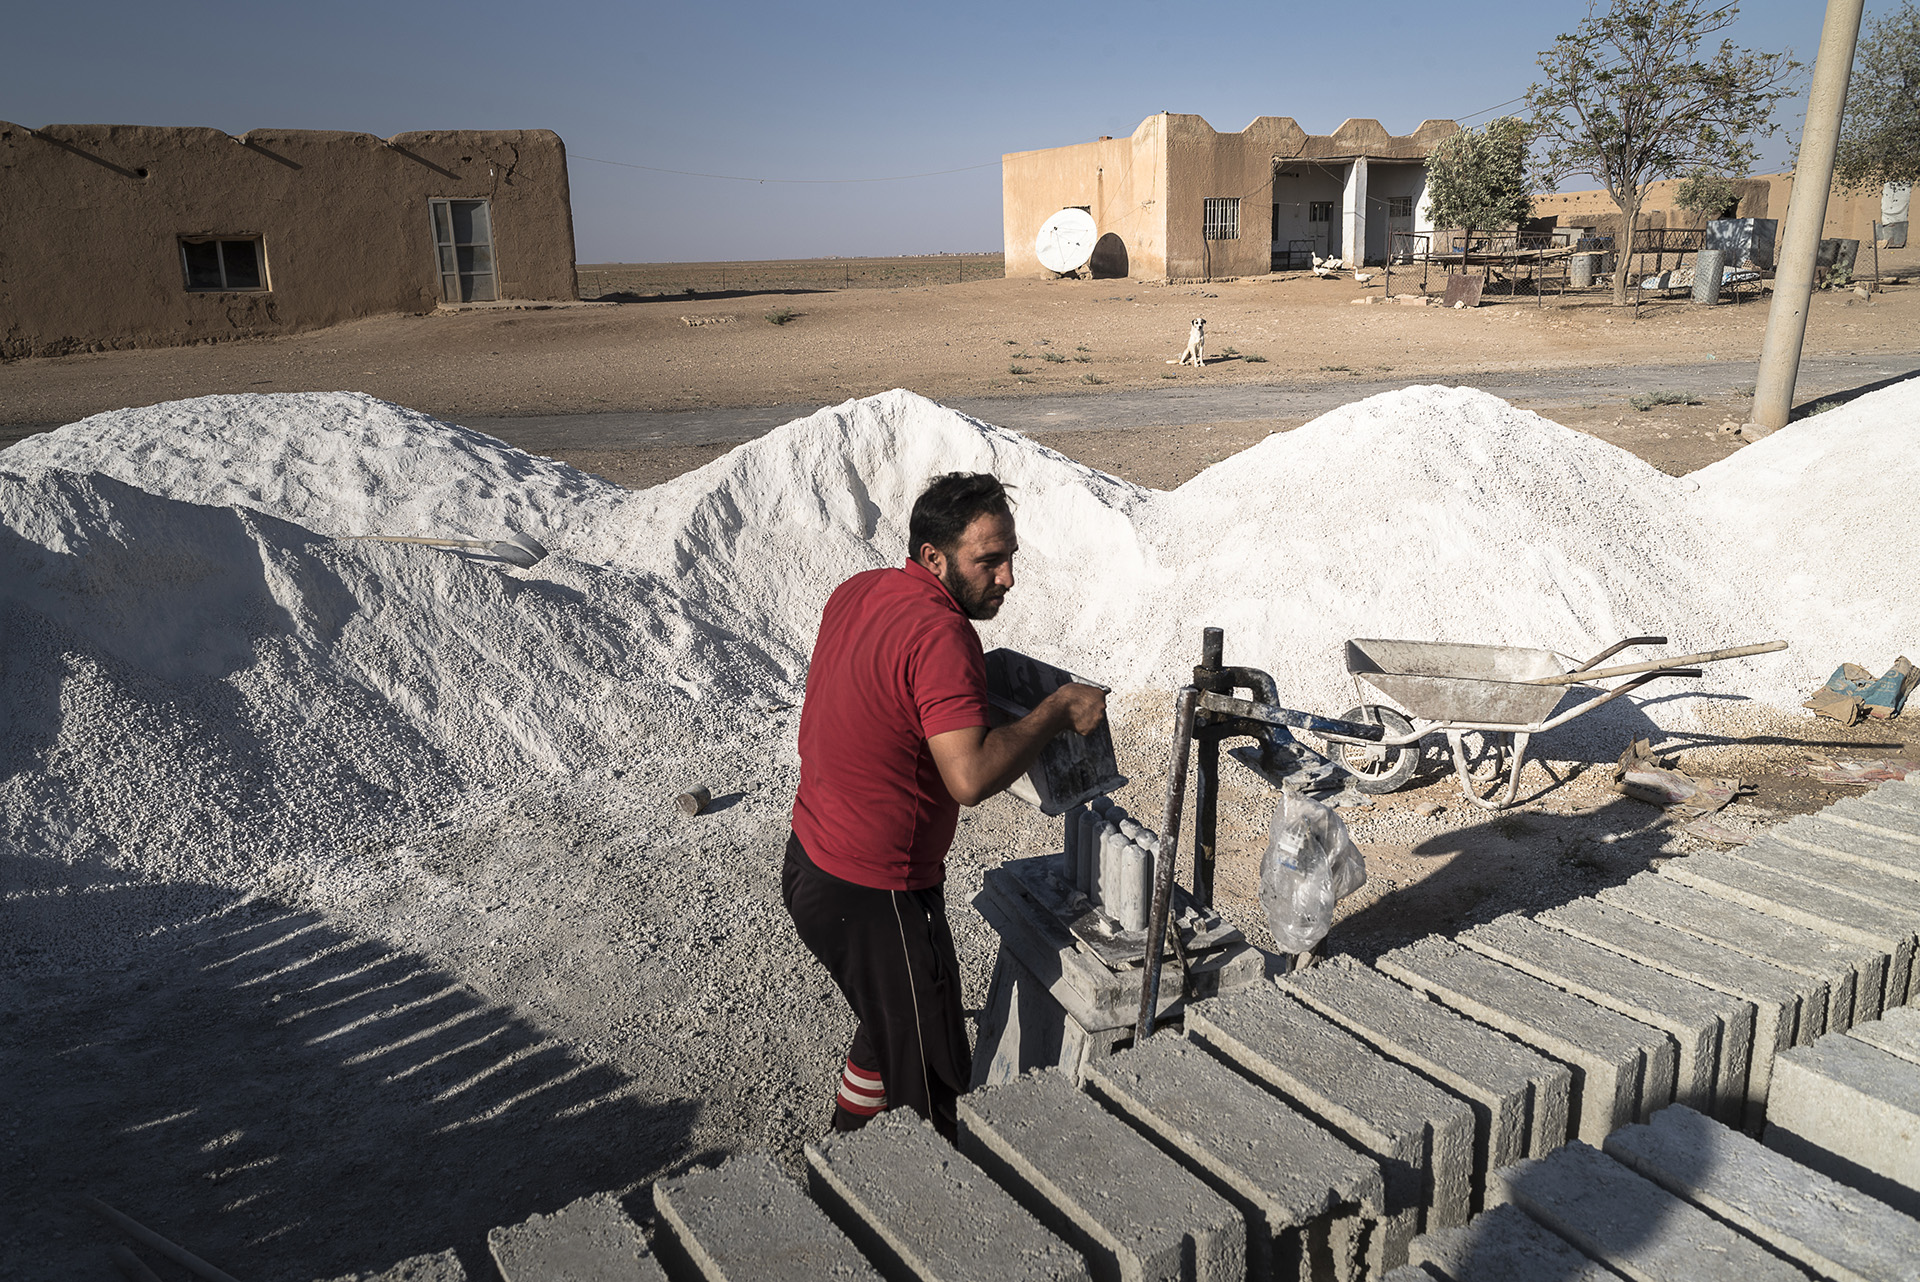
1387, 196, 1415, 218
1203, 197, 1240, 240
430, 198, 497, 302
180, 237, 266, 291
1309, 201, 1335, 223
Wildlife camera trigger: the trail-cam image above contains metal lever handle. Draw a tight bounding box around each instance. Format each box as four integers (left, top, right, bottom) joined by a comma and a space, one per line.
1195, 691, 1386, 741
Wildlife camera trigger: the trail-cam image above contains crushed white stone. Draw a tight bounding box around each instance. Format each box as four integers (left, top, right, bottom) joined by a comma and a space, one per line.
2, 382, 1913, 900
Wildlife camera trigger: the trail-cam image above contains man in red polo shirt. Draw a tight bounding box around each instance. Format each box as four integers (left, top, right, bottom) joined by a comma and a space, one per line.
784, 472, 1106, 1141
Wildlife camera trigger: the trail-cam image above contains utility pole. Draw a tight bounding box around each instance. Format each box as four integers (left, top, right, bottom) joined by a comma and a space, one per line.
1749, 0, 1866, 436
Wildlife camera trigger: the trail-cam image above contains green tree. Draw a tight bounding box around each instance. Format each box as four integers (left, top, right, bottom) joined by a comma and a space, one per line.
1674, 168, 1740, 222
1528, 0, 1798, 304
1836, 1, 1920, 192
1423, 117, 1536, 253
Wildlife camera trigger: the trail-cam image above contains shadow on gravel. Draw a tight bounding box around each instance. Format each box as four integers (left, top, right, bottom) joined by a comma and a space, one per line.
1791, 364, 1920, 419
1, 861, 698, 1282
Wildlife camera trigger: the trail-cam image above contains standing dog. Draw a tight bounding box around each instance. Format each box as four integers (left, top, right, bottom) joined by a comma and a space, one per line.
1172, 317, 1206, 367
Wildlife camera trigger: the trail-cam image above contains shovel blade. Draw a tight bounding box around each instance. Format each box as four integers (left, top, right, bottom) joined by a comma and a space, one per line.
488, 534, 549, 568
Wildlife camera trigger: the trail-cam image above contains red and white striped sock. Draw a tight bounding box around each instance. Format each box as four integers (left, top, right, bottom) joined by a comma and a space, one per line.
837, 1059, 886, 1117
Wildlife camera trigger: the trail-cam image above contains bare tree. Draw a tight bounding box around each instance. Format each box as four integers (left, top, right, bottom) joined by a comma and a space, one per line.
1529, 0, 1798, 304
1835, 0, 1920, 192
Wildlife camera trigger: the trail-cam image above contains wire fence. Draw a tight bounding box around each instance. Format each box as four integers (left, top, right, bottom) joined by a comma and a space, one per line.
576, 254, 1006, 300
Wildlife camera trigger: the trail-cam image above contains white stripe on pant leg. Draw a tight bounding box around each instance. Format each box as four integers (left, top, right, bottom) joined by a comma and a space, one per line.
891, 891, 934, 1116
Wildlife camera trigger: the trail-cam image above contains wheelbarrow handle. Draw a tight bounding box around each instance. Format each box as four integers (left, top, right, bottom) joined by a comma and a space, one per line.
1570, 635, 1667, 672
1195, 691, 1385, 741
1527, 640, 1787, 687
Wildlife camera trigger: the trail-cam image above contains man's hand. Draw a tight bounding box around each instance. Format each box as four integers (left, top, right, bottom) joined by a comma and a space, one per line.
927, 682, 1108, 807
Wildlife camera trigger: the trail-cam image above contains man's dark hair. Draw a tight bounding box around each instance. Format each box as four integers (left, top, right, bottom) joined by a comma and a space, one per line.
907, 472, 1013, 560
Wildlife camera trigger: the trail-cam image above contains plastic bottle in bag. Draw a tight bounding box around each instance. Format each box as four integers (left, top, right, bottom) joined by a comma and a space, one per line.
1259, 791, 1367, 954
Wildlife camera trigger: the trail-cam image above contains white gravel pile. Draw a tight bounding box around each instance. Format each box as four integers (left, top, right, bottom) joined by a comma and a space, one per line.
3, 381, 1912, 893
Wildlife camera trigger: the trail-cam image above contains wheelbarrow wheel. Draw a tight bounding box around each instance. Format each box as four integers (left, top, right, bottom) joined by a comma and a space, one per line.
1326, 705, 1419, 794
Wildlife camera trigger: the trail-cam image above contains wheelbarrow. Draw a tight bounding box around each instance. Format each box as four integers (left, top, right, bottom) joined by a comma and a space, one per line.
1318, 635, 1788, 810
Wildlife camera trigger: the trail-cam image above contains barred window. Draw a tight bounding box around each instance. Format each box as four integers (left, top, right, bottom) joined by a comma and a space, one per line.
1387, 196, 1415, 218
1309, 201, 1335, 223
1203, 197, 1240, 240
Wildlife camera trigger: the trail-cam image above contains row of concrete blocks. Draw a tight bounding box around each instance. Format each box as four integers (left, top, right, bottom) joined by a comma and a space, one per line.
1384, 1101, 1920, 1282
325, 778, 1920, 1281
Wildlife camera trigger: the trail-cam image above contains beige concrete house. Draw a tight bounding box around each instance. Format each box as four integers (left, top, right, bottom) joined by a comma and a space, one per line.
1002, 113, 1460, 280
1, 123, 577, 359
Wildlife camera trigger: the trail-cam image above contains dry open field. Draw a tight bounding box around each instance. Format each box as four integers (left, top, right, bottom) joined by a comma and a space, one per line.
576, 253, 1005, 300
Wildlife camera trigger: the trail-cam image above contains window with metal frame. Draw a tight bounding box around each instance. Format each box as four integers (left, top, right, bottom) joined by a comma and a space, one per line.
1386, 196, 1415, 218
1202, 197, 1240, 240
180, 237, 266, 291
430, 198, 497, 302
1309, 201, 1334, 223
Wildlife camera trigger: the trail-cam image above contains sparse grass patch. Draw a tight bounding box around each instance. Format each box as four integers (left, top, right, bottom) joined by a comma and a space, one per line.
1009, 363, 1030, 375
1081, 373, 1105, 384
764, 307, 797, 326
1041, 351, 1067, 363
1072, 355, 1092, 363
1811, 400, 1843, 415
1630, 390, 1702, 411
1320, 364, 1352, 372
1017, 375, 1035, 384
1243, 353, 1268, 363
1161, 372, 1179, 379
1075, 344, 1090, 352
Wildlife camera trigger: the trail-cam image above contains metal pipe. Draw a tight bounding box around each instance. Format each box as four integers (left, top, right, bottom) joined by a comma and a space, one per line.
1137, 686, 1199, 1043
1194, 629, 1224, 909
1751, 0, 1867, 434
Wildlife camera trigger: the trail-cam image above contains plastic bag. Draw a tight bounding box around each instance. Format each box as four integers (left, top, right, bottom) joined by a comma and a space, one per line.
1259, 791, 1367, 954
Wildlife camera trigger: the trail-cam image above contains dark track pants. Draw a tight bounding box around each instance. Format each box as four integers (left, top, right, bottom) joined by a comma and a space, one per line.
782, 832, 970, 1141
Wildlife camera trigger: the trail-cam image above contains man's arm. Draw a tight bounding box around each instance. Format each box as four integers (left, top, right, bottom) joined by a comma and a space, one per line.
926, 683, 1108, 807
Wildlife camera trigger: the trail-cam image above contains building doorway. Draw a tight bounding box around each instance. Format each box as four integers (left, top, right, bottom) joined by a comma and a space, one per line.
430, 198, 496, 302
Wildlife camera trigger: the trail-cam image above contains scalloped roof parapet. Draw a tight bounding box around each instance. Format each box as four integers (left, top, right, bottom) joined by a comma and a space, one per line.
1151, 112, 1457, 159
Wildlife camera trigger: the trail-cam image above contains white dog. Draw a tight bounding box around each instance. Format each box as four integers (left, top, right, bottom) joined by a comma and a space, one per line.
1170, 317, 1206, 367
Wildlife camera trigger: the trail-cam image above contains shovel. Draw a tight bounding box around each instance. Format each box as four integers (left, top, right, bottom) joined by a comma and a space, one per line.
351, 531, 549, 569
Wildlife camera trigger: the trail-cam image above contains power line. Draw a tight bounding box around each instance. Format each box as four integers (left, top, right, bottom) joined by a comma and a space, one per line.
1453, 93, 1530, 123
572, 154, 1001, 184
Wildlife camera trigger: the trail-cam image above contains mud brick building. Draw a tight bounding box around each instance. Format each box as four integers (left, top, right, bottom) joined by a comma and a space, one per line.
1, 123, 577, 358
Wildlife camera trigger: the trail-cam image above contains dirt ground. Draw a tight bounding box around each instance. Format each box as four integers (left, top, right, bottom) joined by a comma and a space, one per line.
4, 256, 1918, 1280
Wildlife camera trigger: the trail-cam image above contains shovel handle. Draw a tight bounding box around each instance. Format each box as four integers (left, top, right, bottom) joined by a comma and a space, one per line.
1529, 640, 1787, 686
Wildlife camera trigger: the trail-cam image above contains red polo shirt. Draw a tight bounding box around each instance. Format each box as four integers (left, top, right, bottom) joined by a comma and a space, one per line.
792, 561, 990, 890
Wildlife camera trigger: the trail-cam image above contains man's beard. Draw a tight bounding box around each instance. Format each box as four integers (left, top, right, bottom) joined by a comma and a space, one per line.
941, 565, 1005, 621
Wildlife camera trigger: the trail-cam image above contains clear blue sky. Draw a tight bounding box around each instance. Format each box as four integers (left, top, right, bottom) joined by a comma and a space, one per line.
6, 1, 1859, 263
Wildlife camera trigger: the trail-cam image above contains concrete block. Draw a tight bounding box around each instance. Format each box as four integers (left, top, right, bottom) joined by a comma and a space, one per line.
805, 1111, 1087, 1282
1487, 1141, 1806, 1282
1406, 1203, 1616, 1282
1085, 1034, 1384, 1282
1766, 1034, 1920, 1219
1460, 913, 1752, 1125
1835, 783, 1920, 834
1538, 897, 1809, 1124
1846, 1004, 1920, 1066
1607, 1103, 1920, 1282
1662, 851, 1916, 1010
957, 1069, 1245, 1282
1282, 955, 1571, 1184
1775, 814, 1920, 882
1601, 871, 1870, 1031
653, 1151, 881, 1281
1378, 1267, 1443, 1282
489, 1193, 664, 1281
1737, 831, 1920, 911
318, 1253, 467, 1282
1377, 937, 1671, 1146
1184, 987, 1475, 1273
